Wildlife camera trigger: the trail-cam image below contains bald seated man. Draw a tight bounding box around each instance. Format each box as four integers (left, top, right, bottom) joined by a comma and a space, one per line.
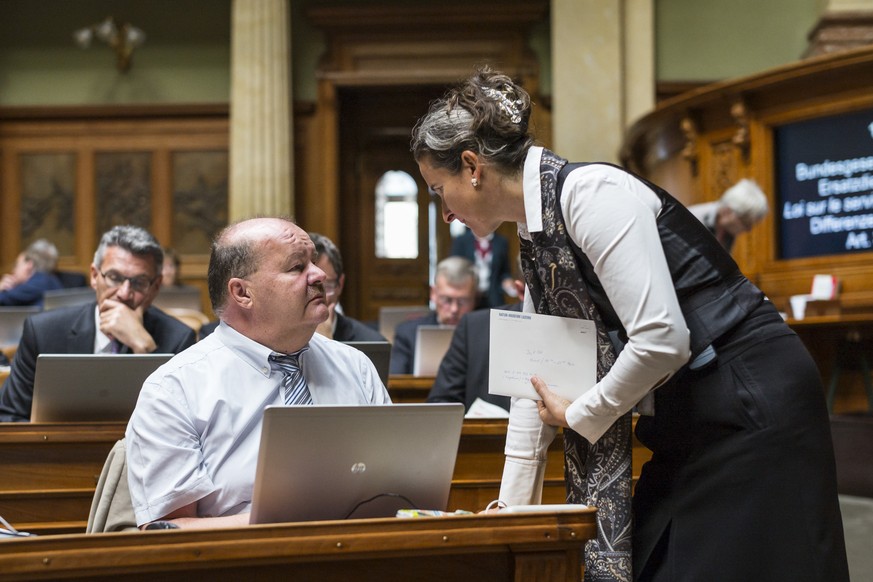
126, 217, 391, 530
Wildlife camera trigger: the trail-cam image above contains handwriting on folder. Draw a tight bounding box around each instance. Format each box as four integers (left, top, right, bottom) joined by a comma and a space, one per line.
488, 309, 597, 401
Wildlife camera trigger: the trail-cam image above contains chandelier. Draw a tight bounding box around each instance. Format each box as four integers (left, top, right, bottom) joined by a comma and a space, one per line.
73, 17, 145, 73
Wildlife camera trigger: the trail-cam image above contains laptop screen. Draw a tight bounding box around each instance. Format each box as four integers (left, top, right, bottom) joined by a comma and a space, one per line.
412, 325, 455, 377
0, 306, 41, 347
341, 341, 391, 386
31, 353, 173, 422
378, 306, 430, 345
250, 403, 464, 524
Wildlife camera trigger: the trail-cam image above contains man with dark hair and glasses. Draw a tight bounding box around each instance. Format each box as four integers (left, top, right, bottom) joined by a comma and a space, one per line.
309, 232, 386, 343
389, 256, 478, 375
0, 225, 196, 422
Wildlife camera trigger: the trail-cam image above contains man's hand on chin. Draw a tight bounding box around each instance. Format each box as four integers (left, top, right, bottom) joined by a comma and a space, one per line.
100, 299, 156, 353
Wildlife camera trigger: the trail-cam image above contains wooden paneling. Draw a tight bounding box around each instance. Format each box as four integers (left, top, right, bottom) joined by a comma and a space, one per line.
0, 105, 229, 320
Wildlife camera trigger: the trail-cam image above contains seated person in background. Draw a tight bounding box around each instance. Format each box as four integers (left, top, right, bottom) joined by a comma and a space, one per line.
0, 226, 196, 422
687, 178, 768, 252
389, 256, 478, 375
309, 232, 386, 342
126, 217, 390, 529
450, 227, 515, 308
0, 239, 64, 307
161, 247, 183, 286
427, 273, 525, 413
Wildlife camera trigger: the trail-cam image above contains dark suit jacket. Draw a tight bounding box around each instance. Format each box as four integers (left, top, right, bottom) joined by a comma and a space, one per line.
450, 229, 512, 308
334, 313, 386, 342
389, 311, 438, 375
426, 304, 521, 412
0, 302, 197, 422
0, 271, 64, 307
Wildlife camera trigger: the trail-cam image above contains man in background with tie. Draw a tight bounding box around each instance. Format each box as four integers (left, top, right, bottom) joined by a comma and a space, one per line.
389, 256, 478, 375
0, 225, 196, 422
126, 217, 390, 530
450, 227, 514, 308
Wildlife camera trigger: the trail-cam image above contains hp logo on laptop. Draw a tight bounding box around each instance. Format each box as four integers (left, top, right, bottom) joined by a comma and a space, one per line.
350, 462, 367, 474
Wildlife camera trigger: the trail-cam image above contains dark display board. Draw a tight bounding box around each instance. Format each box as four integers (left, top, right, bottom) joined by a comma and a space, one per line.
774, 107, 873, 259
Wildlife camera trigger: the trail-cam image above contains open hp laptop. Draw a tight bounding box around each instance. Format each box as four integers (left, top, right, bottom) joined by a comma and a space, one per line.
152, 286, 202, 312
42, 288, 95, 310
0, 306, 40, 347
31, 353, 173, 422
342, 341, 391, 386
412, 325, 455, 377
378, 306, 431, 345
250, 403, 465, 524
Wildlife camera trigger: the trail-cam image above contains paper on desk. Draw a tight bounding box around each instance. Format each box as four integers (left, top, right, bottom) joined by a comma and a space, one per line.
488, 309, 597, 401
465, 397, 510, 419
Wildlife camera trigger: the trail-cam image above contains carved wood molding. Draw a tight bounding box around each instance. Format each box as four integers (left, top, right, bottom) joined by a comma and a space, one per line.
805, 10, 873, 58
680, 114, 699, 177
730, 98, 750, 163
306, 2, 547, 81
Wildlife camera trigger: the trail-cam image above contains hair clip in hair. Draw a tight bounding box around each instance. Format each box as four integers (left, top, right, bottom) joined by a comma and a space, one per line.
482, 85, 523, 124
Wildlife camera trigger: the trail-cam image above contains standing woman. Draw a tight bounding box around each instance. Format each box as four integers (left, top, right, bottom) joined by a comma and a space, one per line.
411, 67, 848, 582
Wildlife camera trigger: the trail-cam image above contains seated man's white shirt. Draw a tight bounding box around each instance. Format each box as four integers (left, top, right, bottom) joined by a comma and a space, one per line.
126, 322, 391, 525
93, 307, 113, 353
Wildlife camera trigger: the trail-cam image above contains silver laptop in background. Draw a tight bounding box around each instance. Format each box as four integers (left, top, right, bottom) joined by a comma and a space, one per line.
152, 286, 202, 312
342, 341, 391, 386
412, 325, 455, 377
378, 306, 431, 345
0, 306, 41, 347
31, 353, 173, 422
42, 288, 95, 311
250, 403, 465, 524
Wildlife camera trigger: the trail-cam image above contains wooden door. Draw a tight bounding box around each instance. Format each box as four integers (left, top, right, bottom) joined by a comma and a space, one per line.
338, 85, 451, 323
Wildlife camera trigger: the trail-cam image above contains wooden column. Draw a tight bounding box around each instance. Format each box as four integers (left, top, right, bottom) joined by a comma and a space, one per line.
229, 0, 294, 220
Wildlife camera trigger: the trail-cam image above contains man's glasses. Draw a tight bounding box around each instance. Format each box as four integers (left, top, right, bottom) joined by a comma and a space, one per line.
100, 270, 156, 293
436, 295, 473, 309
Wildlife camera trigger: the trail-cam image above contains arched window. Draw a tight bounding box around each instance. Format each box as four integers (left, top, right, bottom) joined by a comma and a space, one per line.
374, 170, 419, 259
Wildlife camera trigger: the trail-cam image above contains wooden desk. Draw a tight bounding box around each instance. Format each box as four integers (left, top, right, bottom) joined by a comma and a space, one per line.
0, 509, 596, 581
0, 417, 650, 537
0, 422, 125, 535
0, 420, 569, 536
787, 314, 873, 412
387, 374, 433, 402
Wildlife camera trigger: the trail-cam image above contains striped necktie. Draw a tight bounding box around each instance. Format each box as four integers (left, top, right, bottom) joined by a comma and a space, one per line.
269, 347, 312, 405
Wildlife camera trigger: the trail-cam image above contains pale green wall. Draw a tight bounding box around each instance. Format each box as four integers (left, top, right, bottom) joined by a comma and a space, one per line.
656, 0, 823, 81
0, 0, 832, 107
0, 0, 231, 106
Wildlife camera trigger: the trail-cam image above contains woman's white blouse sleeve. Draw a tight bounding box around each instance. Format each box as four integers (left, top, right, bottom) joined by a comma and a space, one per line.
560, 165, 691, 443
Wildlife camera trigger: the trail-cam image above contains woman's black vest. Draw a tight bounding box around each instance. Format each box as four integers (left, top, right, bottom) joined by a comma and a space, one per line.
552, 162, 765, 361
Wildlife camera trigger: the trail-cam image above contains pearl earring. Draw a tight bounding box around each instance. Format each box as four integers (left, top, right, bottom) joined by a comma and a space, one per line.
471, 177, 479, 188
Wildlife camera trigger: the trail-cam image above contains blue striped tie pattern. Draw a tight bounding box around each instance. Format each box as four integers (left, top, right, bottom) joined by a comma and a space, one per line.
269, 347, 312, 405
